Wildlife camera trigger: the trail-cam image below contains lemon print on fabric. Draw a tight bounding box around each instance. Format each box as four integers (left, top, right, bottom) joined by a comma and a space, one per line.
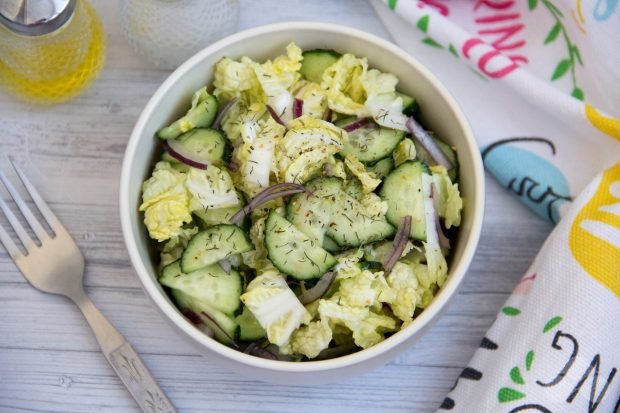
569, 163, 620, 297
585, 104, 620, 142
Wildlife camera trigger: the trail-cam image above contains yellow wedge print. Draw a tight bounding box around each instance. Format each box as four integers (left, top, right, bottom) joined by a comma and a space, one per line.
585, 104, 620, 142
569, 163, 620, 297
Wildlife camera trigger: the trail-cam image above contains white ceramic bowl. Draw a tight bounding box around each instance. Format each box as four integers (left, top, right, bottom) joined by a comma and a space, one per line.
120, 22, 484, 385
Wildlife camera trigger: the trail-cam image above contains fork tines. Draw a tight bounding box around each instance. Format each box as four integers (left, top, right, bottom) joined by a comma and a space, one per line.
0, 158, 61, 258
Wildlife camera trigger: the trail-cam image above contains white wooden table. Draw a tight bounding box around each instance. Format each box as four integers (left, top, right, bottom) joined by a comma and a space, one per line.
0, 1, 553, 412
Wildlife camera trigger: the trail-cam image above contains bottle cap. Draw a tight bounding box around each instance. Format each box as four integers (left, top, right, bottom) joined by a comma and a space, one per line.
0, 0, 76, 36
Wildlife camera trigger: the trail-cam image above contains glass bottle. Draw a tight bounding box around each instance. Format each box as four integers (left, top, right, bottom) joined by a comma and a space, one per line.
0, 0, 106, 104
119, 0, 240, 70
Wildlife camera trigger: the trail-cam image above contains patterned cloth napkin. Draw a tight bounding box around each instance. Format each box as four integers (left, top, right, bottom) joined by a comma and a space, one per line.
370, 0, 620, 411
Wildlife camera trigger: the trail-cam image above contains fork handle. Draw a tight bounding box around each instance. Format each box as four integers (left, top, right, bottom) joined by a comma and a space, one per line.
73, 292, 178, 413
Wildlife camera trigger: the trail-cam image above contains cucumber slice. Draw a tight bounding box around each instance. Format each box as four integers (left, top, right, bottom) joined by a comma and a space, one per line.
286, 176, 341, 245
344, 179, 364, 201
288, 176, 395, 249
322, 236, 342, 253
235, 306, 266, 341
172, 289, 238, 345
300, 49, 341, 83
157, 95, 220, 139
366, 157, 394, 180
413, 136, 459, 181
265, 211, 337, 280
193, 205, 241, 227
380, 161, 427, 240
167, 128, 229, 166
326, 195, 396, 248
160, 261, 242, 315
181, 224, 253, 273
338, 119, 405, 163
396, 92, 420, 118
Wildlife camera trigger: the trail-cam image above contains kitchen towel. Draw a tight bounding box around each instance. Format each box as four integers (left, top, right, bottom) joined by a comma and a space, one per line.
371, 0, 620, 411
372, 0, 620, 224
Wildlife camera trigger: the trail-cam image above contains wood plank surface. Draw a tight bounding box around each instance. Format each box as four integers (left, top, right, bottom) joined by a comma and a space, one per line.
0, 1, 553, 412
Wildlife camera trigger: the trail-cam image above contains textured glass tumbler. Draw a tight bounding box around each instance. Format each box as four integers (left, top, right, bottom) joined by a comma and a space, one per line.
119, 0, 240, 70
0, 0, 106, 104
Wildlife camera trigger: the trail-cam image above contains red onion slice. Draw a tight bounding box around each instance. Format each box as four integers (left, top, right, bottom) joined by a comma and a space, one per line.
266, 105, 286, 126
219, 259, 232, 274
163, 139, 209, 170
431, 183, 450, 250
293, 98, 304, 118
201, 311, 238, 348
405, 117, 453, 169
229, 183, 309, 225
384, 215, 412, 275
183, 310, 215, 338
213, 97, 239, 130
298, 271, 336, 305
340, 118, 371, 133
243, 342, 279, 360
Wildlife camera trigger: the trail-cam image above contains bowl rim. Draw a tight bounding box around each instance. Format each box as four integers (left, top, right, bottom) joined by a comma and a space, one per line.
120, 21, 485, 373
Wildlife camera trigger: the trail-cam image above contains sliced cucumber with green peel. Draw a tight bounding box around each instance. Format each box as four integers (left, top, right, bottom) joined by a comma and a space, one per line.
193, 202, 244, 228
396, 92, 420, 118
380, 160, 428, 240
172, 289, 238, 344
326, 195, 395, 248
413, 136, 459, 181
322, 236, 342, 253
235, 306, 266, 341
366, 157, 394, 180
300, 49, 341, 83
288, 176, 395, 249
286, 177, 341, 245
160, 261, 242, 315
157, 94, 219, 139
337, 117, 405, 163
265, 211, 337, 280
181, 224, 253, 273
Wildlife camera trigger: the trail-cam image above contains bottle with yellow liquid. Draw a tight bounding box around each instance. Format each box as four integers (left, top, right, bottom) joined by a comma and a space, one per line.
0, 0, 106, 104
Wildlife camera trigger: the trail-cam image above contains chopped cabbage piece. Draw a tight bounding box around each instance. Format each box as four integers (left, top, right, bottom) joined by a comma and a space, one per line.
186, 166, 240, 211
318, 299, 396, 349
280, 320, 332, 359
139, 161, 192, 242
430, 165, 463, 228
321, 54, 369, 117
241, 270, 311, 346
344, 155, 381, 193
392, 139, 417, 167
213, 57, 263, 103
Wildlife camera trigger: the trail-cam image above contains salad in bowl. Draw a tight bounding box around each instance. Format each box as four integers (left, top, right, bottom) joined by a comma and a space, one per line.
139, 43, 463, 361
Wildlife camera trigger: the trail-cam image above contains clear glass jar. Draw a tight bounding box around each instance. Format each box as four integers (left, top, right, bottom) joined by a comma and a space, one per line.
0, 0, 106, 104
119, 0, 240, 70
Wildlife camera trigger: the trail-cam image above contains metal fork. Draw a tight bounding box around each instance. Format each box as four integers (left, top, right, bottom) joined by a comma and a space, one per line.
0, 158, 177, 413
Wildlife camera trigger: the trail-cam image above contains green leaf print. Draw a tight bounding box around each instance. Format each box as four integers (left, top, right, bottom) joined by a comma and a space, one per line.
510, 367, 525, 385
498, 387, 526, 403
528, 0, 538, 10
422, 37, 443, 48
388, 0, 398, 10
543, 316, 563, 333
525, 350, 535, 371
543, 0, 564, 17
571, 87, 585, 100
572, 45, 584, 65
551, 59, 571, 80
502, 306, 521, 316
448, 44, 458, 57
544, 23, 561, 44
417, 15, 430, 33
